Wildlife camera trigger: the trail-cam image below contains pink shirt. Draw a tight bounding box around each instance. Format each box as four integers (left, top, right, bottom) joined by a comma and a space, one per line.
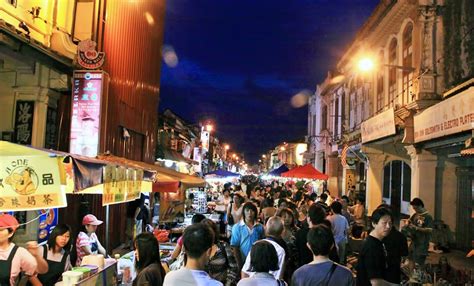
76, 232, 99, 266
0, 243, 37, 286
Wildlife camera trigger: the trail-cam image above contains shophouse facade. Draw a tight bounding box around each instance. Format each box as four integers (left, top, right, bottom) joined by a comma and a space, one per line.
308, 0, 473, 248
1, 0, 166, 250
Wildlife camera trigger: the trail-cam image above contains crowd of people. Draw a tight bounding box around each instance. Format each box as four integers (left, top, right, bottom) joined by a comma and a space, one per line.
0, 180, 434, 286
158, 181, 433, 286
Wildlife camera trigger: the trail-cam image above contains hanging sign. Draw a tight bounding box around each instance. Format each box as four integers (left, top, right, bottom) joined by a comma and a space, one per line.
70, 71, 103, 157
77, 39, 105, 70
14, 101, 35, 145
103, 166, 143, 206
0, 157, 66, 211
414, 87, 474, 143
361, 108, 396, 143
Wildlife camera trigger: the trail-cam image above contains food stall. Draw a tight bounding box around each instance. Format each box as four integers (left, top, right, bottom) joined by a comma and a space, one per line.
1, 142, 163, 285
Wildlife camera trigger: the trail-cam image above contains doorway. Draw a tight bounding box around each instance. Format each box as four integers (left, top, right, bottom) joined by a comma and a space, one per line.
383, 160, 411, 224
456, 168, 474, 250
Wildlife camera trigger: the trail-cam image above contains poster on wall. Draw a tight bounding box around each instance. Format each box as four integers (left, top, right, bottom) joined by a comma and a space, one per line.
14, 101, 35, 145
159, 190, 185, 223
70, 71, 103, 157
37, 209, 58, 245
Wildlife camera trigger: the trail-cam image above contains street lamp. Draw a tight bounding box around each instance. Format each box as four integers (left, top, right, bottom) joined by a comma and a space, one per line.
262, 154, 266, 159
357, 57, 415, 72
224, 144, 230, 150
205, 124, 213, 132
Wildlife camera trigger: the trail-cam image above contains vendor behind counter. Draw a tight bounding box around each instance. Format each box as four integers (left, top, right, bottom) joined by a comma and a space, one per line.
32, 224, 72, 286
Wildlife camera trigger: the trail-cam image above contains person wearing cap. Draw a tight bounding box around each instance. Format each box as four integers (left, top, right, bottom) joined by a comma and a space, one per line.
75, 214, 106, 266
0, 214, 39, 285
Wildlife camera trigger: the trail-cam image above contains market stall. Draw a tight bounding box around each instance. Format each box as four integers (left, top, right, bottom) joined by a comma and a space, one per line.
1, 143, 162, 285
261, 164, 289, 181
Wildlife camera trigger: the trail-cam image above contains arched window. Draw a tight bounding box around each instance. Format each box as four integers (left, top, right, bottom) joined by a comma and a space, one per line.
402, 23, 414, 105
376, 51, 385, 112
388, 39, 398, 107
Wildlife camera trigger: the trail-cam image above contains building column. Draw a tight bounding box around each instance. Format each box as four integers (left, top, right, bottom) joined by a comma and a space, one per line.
405, 145, 437, 216
362, 146, 386, 216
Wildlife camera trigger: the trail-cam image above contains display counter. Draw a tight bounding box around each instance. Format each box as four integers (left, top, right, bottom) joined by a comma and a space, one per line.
57, 259, 117, 286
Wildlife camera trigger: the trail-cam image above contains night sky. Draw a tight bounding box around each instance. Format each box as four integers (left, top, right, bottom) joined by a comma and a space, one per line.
159, 0, 380, 163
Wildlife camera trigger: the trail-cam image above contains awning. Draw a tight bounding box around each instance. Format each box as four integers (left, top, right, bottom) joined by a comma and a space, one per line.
158, 148, 198, 165
281, 164, 329, 180
97, 155, 205, 190
153, 163, 206, 190
204, 169, 240, 178
267, 164, 289, 177
0, 141, 67, 211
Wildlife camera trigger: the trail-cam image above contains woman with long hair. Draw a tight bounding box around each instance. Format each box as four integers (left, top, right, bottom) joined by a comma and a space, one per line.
133, 232, 166, 286
201, 219, 239, 286
35, 224, 72, 286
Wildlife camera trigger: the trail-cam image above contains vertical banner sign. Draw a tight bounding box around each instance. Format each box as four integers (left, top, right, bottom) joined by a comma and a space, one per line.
44, 107, 58, 149
193, 147, 202, 173
116, 167, 126, 201
70, 71, 103, 157
14, 101, 35, 145
103, 165, 116, 205
201, 130, 210, 151
37, 209, 58, 245
125, 169, 141, 202
345, 169, 356, 195
103, 166, 139, 206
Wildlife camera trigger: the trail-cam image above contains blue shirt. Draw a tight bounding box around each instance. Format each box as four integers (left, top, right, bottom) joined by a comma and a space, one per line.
292, 261, 354, 286
230, 220, 264, 261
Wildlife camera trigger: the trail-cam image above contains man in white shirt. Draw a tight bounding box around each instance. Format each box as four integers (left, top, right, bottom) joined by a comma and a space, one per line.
163, 223, 222, 286
241, 216, 286, 279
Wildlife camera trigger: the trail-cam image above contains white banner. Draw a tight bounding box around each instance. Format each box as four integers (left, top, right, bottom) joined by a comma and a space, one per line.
361, 108, 396, 143
414, 87, 474, 143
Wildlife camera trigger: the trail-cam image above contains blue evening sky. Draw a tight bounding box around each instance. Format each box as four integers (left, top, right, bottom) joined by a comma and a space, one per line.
159, 0, 380, 163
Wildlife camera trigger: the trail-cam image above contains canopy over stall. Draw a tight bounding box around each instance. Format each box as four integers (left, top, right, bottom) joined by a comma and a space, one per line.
153, 163, 206, 190
267, 164, 289, 177
204, 169, 240, 178
281, 164, 329, 180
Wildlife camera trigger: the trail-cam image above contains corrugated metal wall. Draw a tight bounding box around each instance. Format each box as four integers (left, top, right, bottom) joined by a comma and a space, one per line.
101, 0, 165, 164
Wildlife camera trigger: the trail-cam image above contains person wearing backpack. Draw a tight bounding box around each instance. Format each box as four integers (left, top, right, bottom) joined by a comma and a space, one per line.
291, 224, 353, 286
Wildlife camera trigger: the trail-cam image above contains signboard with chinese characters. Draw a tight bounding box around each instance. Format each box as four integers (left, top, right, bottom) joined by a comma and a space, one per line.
0, 156, 66, 211
44, 107, 58, 149
414, 87, 474, 143
70, 71, 103, 157
361, 108, 396, 143
14, 101, 35, 145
